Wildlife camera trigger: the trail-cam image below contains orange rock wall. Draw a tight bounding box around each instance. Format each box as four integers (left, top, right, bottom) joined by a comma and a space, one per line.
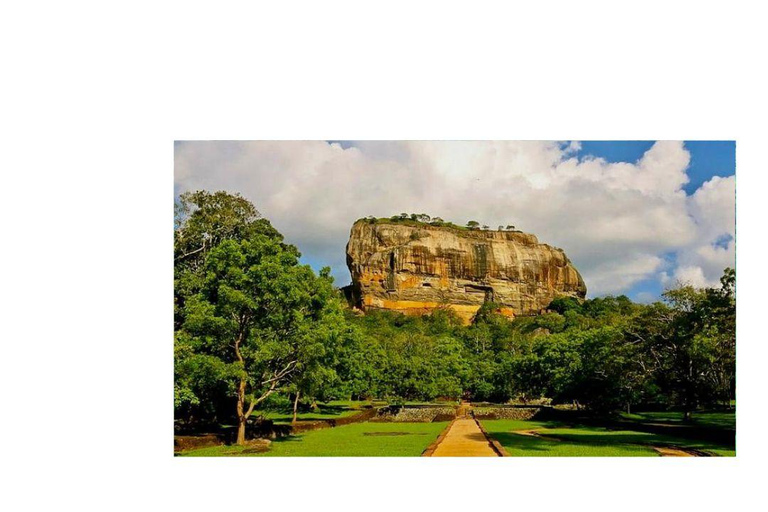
346, 220, 586, 324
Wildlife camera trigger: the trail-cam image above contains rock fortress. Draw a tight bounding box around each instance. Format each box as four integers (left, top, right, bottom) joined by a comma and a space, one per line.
344, 218, 586, 324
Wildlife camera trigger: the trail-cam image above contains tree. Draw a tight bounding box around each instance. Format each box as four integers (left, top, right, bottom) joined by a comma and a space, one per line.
466, 220, 480, 229
629, 268, 736, 419
548, 296, 582, 315
286, 269, 348, 423
533, 312, 567, 334
708, 268, 736, 406
174, 330, 240, 426
174, 190, 282, 268
569, 327, 645, 412
526, 333, 582, 405
181, 234, 340, 444
174, 190, 284, 328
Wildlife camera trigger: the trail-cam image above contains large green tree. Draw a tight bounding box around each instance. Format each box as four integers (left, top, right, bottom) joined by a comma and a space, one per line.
634, 268, 736, 418
284, 269, 348, 423
174, 190, 284, 328
180, 232, 340, 444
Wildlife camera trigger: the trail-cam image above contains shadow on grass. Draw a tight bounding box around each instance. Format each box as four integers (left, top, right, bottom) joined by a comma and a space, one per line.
269, 434, 303, 444
546, 431, 658, 445
491, 433, 553, 452
624, 410, 736, 430
261, 403, 362, 423
270, 416, 341, 422
489, 431, 656, 456
485, 421, 733, 456
555, 430, 731, 452
531, 408, 735, 447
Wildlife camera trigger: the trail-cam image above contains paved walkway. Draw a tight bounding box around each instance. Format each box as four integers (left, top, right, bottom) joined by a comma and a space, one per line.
430, 417, 500, 457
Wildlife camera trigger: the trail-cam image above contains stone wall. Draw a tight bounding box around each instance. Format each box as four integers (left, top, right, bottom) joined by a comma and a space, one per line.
373, 405, 457, 422
471, 406, 541, 421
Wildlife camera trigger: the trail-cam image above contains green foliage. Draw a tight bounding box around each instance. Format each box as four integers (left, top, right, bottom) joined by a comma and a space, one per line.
176, 192, 736, 428
533, 312, 567, 334
175, 191, 351, 438
174, 190, 286, 329
358, 215, 522, 234
335, 268, 734, 412
547, 296, 582, 315
178, 233, 341, 429
174, 190, 285, 269
629, 267, 736, 414
334, 310, 470, 401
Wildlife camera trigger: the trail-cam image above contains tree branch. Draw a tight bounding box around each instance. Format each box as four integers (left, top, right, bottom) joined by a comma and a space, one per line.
262, 360, 298, 385
174, 242, 206, 261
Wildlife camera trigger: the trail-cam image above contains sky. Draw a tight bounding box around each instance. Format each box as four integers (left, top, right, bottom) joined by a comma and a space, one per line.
174, 140, 735, 303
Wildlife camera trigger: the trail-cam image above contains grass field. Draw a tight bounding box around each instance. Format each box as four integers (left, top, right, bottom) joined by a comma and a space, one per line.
179, 421, 448, 457
178, 404, 735, 457
481, 419, 735, 457
258, 400, 370, 424
619, 410, 735, 430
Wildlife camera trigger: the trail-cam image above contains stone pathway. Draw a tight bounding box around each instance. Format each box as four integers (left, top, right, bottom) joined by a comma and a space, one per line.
429, 417, 500, 457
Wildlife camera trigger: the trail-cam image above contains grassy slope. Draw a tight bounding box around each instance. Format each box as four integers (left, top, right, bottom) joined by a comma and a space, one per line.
180, 421, 449, 457
481, 419, 735, 457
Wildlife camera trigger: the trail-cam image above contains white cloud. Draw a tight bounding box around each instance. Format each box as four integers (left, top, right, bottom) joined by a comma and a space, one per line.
174, 141, 735, 297
672, 174, 736, 288
671, 265, 710, 289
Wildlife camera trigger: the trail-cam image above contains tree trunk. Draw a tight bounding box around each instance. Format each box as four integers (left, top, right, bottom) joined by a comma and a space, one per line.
236, 377, 247, 445
292, 390, 301, 425
626, 402, 631, 414
237, 415, 246, 445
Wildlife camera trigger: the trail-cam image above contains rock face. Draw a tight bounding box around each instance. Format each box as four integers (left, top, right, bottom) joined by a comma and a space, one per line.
345, 220, 586, 324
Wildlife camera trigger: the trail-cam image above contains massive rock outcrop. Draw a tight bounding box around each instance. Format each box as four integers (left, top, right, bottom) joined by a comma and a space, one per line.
345, 220, 586, 324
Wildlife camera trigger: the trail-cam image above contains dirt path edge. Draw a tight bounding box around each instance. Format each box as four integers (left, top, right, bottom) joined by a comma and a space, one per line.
421, 418, 457, 456
473, 416, 508, 457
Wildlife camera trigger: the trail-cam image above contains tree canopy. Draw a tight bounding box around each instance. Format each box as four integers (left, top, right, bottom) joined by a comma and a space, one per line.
176, 191, 736, 440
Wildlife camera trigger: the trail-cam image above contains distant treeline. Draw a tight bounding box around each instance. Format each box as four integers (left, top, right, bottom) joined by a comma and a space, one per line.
175, 191, 735, 443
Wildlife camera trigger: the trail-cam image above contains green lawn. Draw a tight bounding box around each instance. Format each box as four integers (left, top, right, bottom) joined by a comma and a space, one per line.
481, 419, 735, 457
179, 421, 449, 457
619, 410, 735, 430
403, 401, 459, 406
258, 400, 370, 424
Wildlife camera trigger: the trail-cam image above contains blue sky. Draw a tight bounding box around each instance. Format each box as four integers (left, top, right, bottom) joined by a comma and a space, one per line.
175, 140, 736, 303
574, 141, 735, 302
579, 141, 735, 195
